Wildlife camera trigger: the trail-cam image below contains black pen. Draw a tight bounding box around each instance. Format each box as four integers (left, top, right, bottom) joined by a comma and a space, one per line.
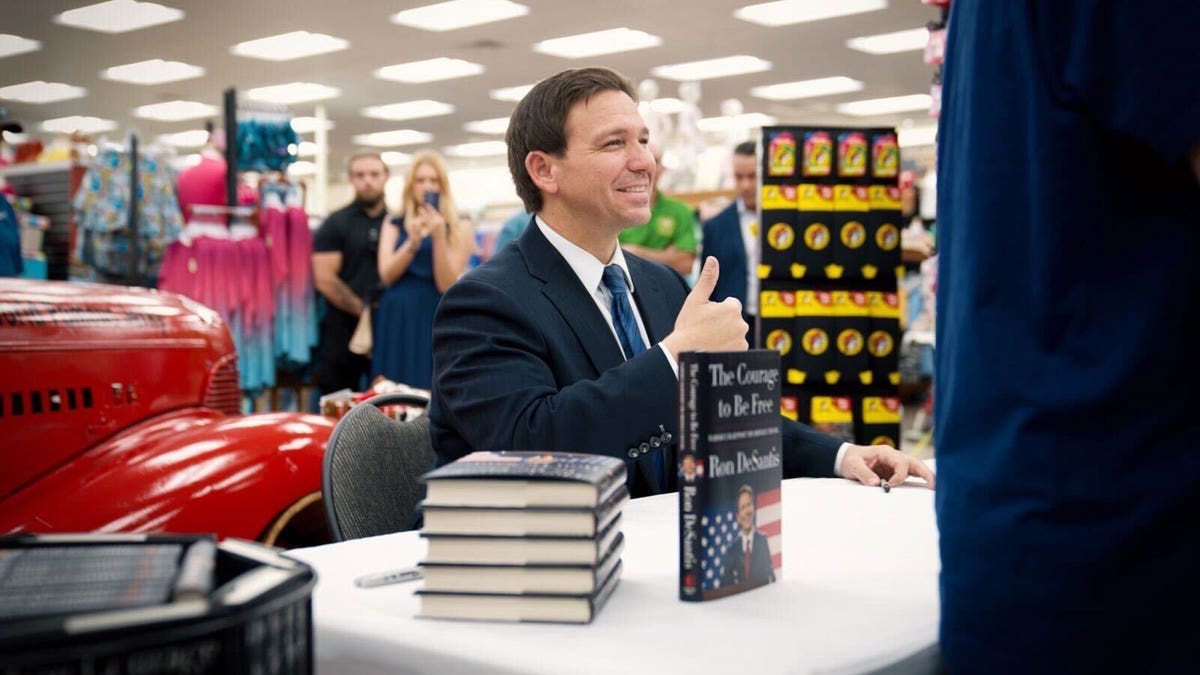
881, 479, 891, 494
354, 566, 423, 588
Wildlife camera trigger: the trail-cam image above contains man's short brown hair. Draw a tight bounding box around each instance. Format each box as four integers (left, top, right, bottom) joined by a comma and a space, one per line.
346, 152, 387, 174
505, 67, 637, 213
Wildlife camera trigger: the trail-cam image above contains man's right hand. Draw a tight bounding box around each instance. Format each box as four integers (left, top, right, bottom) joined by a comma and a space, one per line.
661, 256, 748, 359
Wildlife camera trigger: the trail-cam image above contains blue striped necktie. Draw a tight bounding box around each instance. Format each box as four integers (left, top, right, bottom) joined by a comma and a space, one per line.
601, 264, 664, 487
601, 265, 646, 360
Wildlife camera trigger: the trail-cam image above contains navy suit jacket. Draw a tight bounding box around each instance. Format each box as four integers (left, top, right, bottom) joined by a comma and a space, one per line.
429, 219, 839, 498
721, 530, 775, 587
699, 202, 747, 305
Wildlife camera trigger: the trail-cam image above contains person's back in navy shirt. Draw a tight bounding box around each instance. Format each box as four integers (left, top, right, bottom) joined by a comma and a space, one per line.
936, 2, 1200, 671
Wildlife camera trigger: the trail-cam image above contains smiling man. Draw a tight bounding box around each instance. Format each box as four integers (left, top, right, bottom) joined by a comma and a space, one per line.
428, 67, 932, 497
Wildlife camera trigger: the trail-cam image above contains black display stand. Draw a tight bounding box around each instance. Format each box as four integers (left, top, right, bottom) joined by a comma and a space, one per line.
755, 126, 904, 447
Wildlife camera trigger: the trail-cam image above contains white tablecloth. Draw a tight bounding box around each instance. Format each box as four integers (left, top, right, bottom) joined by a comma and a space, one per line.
287, 475, 939, 675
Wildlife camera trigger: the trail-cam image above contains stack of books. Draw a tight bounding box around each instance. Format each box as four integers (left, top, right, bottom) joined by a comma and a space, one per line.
415, 451, 628, 624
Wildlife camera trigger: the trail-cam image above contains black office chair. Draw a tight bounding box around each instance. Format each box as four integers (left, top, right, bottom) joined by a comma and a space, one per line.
322, 392, 434, 541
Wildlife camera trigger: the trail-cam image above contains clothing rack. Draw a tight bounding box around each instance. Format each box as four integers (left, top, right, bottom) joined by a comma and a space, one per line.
223, 88, 238, 215
127, 132, 140, 285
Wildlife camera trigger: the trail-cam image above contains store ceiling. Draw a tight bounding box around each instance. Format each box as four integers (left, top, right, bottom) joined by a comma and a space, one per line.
1, 0, 940, 174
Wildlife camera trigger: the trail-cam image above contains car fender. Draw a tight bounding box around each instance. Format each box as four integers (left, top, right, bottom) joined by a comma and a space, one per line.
0, 409, 334, 541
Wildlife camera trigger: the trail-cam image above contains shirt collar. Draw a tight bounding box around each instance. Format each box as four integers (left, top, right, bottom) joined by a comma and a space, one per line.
535, 215, 636, 294
736, 198, 748, 217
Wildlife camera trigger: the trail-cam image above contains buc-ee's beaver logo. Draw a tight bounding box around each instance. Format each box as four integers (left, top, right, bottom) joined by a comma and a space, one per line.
837, 329, 864, 355
767, 223, 795, 250
876, 223, 899, 251
804, 223, 830, 251
766, 329, 792, 355
868, 330, 894, 357
801, 328, 828, 355
841, 221, 866, 249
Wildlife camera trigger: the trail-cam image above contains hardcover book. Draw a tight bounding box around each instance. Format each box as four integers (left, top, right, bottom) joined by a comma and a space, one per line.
416, 561, 622, 624
419, 487, 628, 537
420, 451, 627, 508
678, 349, 784, 601
419, 534, 623, 595
421, 514, 624, 566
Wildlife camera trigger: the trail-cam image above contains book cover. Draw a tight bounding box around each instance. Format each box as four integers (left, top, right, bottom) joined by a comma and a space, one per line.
421, 514, 624, 566
420, 451, 627, 508
419, 487, 628, 537
416, 560, 623, 624
678, 350, 784, 601
419, 534, 623, 595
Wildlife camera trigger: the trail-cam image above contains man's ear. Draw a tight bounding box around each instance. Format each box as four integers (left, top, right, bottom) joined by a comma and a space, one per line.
525, 151, 558, 196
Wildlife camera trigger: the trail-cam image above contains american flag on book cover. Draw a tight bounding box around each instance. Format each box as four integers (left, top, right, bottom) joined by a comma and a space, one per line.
699, 487, 782, 591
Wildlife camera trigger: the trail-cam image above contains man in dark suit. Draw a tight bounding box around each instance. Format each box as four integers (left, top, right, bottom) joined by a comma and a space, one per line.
428, 67, 934, 497
699, 141, 758, 316
722, 485, 775, 587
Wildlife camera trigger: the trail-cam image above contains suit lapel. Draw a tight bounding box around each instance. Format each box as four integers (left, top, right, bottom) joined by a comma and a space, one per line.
626, 255, 675, 344
519, 221, 624, 374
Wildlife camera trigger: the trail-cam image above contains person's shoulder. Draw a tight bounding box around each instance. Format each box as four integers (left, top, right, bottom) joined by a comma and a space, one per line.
701, 201, 738, 226
450, 244, 528, 294
317, 203, 357, 229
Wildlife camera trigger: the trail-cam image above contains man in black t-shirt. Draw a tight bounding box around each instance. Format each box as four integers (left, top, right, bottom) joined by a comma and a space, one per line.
312, 154, 388, 396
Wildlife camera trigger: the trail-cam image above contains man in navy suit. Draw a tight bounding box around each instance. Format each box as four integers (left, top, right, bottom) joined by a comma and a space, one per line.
721, 485, 775, 587
699, 141, 758, 319
428, 67, 934, 497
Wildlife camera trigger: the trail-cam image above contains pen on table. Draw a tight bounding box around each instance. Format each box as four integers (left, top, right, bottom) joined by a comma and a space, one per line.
354, 566, 423, 588
881, 479, 891, 494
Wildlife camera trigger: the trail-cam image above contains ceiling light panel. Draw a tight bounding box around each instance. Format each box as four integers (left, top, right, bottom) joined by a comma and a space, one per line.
734, 0, 887, 27
363, 100, 456, 121
245, 82, 341, 104
651, 55, 771, 82
291, 116, 334, 133
381, 151, 413, 165
533, 28, 662, 59
102, 59, 205, 85
846, 27, 928, 55
353, 130, 434, 147
489, 84, 533, 102
0, 81, 86, 104
157, 129, 209, 147
836, 93, 931, 116
0, 34, 41, 59
648, 98, 687, 114
231, 31, 349, 61
750, 76, 863, 101
463, 117, 509, 134
375, 58, 484, 83
287, 160, 316, 176
899, 124, 938, 147
391, 0, 529, 32
444, 141, 507, 157
55, 0, 184, 34
697, 112, 777, 132
42, 115, 117, 134
133, 99, 219, 121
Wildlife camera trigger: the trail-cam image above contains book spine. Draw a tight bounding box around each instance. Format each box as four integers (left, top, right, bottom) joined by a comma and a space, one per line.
678, 353, 705, 601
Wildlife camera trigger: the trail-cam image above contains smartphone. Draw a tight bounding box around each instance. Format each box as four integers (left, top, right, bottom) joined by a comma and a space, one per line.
423, 191, 440, 211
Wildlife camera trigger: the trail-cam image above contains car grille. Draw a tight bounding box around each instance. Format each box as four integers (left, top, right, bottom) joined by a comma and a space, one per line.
203, 354, 241, 415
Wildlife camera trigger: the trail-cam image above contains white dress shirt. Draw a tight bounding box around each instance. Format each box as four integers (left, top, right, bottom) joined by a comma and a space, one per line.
738, 199, 759, 315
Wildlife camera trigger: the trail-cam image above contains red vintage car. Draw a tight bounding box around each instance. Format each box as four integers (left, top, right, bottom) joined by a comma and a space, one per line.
0, 279, 334, 547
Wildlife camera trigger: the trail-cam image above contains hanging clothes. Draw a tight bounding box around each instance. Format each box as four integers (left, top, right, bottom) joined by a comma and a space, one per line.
236, 118, 298, 173
259, 180, 317, 371
72, 146, 184, 285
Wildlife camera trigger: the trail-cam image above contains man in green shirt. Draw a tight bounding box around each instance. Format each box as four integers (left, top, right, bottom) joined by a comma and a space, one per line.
618, 144, 697, 277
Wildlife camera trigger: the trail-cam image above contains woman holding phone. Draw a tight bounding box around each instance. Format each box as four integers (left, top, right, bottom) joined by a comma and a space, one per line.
374, 151, 475, 388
